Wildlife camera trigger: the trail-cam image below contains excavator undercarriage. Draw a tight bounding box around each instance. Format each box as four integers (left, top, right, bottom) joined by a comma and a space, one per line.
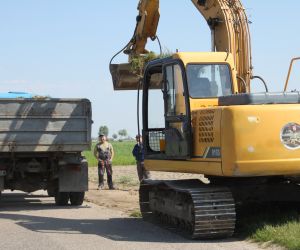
140, 179, 236, 239
139, 177, 300, 239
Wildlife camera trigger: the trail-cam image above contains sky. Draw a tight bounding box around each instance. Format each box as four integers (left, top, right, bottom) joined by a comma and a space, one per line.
0, 1, 300, 137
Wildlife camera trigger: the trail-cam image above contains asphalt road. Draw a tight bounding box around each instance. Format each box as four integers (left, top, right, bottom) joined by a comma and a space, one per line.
0, 191, 263, 250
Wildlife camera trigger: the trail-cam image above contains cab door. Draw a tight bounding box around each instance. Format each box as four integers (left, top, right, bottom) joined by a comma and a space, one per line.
163, 61, 192, 159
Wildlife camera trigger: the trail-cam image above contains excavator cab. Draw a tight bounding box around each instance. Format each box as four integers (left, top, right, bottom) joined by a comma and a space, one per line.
142, 52, 238, 161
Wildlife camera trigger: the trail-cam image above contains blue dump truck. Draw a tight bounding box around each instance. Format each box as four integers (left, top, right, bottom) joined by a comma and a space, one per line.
0, 92, 92, 206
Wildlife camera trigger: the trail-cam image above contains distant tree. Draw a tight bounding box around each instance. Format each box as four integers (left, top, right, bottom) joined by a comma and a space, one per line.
118, 129, 128, 139
112, 134, 118, 140
99, 126, 109, 137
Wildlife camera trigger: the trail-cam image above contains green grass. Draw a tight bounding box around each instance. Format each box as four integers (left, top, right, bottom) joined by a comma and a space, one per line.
83, 140, 136, 167
238, 203, 300, 250
129, 210, 142, 218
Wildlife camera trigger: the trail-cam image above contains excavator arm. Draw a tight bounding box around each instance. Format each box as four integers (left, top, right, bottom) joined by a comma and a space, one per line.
110, 0, 252, 92
124, 0, 160, 55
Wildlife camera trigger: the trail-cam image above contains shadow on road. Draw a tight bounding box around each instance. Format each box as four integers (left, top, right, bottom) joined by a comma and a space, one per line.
0, 192, 237, 244
0, 192, 89, 211
0, 212, 238, 244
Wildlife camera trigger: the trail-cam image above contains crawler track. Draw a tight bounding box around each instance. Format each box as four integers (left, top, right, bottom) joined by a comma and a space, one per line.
139, 179, 236, 239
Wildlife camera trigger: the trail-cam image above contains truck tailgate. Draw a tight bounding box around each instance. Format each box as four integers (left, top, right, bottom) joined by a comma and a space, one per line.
0, 98, 92, 152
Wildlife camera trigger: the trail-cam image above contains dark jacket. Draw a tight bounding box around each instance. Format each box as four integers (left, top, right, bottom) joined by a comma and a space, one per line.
132, 143, 144, 162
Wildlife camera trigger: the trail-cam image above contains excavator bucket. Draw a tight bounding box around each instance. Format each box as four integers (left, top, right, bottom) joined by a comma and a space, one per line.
110, 63, 163, 90
110, 63, 140, 90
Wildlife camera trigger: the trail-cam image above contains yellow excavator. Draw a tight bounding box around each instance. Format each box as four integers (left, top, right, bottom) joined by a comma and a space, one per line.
110, 0, 300, 239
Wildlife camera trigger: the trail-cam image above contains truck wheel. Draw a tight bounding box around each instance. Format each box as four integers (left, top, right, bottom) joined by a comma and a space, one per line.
69, 192, 85, 206
55, 192, 70, 206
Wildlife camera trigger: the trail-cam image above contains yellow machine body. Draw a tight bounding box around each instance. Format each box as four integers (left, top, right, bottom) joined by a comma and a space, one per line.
144, 52, 300, 178
146, 105, 300, 177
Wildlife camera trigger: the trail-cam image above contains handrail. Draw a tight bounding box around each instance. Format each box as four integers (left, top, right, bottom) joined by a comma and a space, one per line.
284, 57, 300, 91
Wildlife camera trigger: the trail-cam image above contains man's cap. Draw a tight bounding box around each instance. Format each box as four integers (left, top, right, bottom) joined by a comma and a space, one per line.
136, 134, 141, 138
99, 133, 105, 137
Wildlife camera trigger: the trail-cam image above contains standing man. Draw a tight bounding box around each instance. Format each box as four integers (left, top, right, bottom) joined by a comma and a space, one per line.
132, 135, 150, 181
94, 134, 115, 190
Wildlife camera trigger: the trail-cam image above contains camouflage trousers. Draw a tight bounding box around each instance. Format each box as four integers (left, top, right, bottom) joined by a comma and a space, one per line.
98, 160, 113, 189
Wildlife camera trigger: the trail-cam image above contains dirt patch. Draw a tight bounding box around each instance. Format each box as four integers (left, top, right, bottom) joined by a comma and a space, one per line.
85, 181, 140, 215
86, 165, 206, 215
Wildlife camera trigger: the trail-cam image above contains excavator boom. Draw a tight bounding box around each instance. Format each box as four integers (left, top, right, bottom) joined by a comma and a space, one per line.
192, 0, 252, 91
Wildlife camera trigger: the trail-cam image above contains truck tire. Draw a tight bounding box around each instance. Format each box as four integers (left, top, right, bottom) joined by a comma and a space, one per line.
55, 192, 70, 206
69, 192, 85, 206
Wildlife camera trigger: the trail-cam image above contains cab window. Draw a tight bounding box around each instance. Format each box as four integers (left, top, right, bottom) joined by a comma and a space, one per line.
186, 64, 233, 98
165, 64, 186, 116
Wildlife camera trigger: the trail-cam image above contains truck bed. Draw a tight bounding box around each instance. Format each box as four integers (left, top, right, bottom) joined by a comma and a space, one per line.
0, 98, 92, 152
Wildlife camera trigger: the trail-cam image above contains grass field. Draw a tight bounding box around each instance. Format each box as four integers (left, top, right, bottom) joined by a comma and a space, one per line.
83, 140, 136, 167
237, 203, 300, 250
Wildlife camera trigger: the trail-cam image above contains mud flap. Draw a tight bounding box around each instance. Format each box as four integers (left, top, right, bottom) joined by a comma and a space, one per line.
0, 176, 4, 191
59, 159, 88, 192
